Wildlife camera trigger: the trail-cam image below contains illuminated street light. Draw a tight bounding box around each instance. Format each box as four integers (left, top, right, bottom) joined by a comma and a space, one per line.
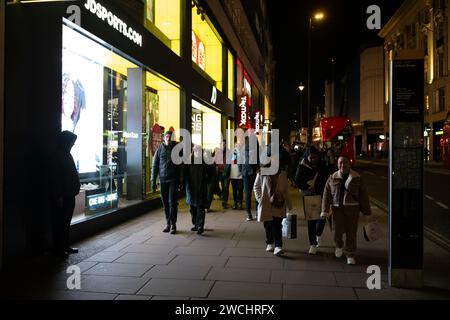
298, 83, 305, 129
307, 11, 325, 144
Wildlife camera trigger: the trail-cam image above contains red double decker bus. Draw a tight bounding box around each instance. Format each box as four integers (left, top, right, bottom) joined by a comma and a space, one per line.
313, 116, 356, 166
442, 111, 450, 169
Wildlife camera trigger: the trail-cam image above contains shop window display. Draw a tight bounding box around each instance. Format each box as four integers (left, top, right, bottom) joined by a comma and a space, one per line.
191, 99, 221, 152
62, 21, 181, 222
192, 5, 223, 91
143, 72, 181, 198
63, 22, 138, 222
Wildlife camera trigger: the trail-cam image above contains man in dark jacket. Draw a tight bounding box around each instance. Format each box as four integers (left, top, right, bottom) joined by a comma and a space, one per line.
151, 130, 182, 234
52, 130, 80, 258
185, 145, 212, 234
239, 136, 258, 221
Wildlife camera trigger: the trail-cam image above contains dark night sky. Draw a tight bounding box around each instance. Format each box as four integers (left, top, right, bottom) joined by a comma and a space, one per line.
267, 0, 406, 140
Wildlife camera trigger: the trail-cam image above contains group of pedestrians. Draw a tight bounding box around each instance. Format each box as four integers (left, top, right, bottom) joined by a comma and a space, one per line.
149, 131, 372, 265
50, 128, 371, 267
254, 144, 372, 265
151, 132, 261, 235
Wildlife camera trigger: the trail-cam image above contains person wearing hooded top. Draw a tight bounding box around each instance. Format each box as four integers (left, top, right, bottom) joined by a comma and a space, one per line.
295, 145, 330, 255
184, 145, 212, 234
151, 130, 182, 234
52, 130, 81, 258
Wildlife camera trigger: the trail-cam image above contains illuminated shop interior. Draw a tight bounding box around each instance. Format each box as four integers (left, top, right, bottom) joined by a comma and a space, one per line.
192, 99, 222, 151
145, 0, 181, 56
192, 4, 223, 91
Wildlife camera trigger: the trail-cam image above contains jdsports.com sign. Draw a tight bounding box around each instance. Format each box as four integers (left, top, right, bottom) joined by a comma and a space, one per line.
84, 0, 143, 47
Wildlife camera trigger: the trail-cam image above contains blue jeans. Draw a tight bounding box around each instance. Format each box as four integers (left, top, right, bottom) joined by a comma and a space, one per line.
307, 219, 326, 245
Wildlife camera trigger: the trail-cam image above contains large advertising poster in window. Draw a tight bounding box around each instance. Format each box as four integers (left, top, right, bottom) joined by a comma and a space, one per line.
62, 25, 104, 174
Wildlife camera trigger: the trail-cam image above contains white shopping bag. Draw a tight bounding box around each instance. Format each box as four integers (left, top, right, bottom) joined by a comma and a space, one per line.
282, 213, 297, 239
363, 221, 382, 242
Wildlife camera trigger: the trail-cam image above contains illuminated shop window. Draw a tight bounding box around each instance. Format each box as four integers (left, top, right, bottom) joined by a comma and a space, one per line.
62, 21, 181, 220
192, 99, 221, 151
228, 50, 235, 101
63, 22, 140, 223
145, 0, 181, 56
143, 72, 181, 198
192, 5, 223, 91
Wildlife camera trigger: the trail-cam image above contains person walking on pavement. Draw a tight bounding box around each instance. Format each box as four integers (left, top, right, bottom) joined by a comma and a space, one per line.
254, 154, 293, 256
52, 130, 81, 258
230, 142, 244, 210
321, 155, 372, 265
151, 130, 182, 234
239, 136, 258, 221
184, 145, 212, 235
295, 146, 330, 255
204, 148, 218, 213
214, 140, 231, 209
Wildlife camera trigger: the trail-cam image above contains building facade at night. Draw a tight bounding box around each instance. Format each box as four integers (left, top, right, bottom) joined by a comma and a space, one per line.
2, 0, 274, 267
380, 0, 450, 162
359, 46, 385, 157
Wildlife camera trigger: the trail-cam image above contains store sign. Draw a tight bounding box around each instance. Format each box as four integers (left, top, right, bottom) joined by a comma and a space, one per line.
254, 111, 263, 133
123, 131, 139, 139
83, 0, 143, 47
87, 192, 118, 212
238, 95, 248, 128
192, 113, 202, 132
210, 86, 217, 104
192, 31, 206, 70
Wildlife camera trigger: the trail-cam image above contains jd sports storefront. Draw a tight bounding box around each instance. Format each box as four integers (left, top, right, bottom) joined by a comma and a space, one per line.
4, 1, 234, 264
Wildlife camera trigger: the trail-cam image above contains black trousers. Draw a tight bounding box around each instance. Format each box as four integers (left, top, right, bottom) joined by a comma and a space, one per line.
242, 174, 256, 216
160, 181, 178, 225
307, 219, 326, 245
206, 173, 218, 210
230, 179, 243, 206
264, 217, 283, 247
52, 196, 75, 252
219, 172, 230, 204
190, 205, 206, 229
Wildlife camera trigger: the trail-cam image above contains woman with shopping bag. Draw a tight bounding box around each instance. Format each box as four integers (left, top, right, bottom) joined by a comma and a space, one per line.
321, 155, 372, 265
254, 154, 292, 256
295, 146, 331, 255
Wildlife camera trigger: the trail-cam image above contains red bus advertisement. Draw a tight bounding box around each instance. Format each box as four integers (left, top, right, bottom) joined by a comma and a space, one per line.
313, 116, 356, 166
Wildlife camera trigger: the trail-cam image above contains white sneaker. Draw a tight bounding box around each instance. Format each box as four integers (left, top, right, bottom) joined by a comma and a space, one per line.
347, 257, 356, 265
335, 247, 343, 258
266, 244, 274, 252
274, 247, 284, 256
316, 236, 322, 247
308, 245, 317, 255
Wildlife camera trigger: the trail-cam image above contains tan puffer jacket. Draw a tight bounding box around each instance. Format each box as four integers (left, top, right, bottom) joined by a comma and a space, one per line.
321, 169, 372, 216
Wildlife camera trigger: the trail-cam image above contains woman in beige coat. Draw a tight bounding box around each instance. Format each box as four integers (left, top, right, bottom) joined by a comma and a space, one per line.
254, 164, 293, 256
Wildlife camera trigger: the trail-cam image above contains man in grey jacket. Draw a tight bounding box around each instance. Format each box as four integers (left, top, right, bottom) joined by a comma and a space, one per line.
151, 130, 182, 234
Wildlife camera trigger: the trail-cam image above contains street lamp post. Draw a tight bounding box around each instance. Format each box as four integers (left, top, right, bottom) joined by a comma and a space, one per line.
307, 12, 324, 145
298, 83, 305, 130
